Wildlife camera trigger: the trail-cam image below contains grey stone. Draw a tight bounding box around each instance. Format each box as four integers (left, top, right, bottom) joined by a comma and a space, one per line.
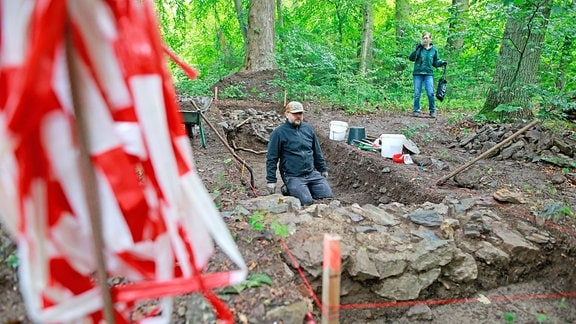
347, 247, 380, 280
406, 304, 433, 321
411, 239, 456, 272
411, 227, 439, 240
493, 188, 526, 204
373, 252, 409, 279
459, 132, 477, 146
350, 203, 400, 226
373, 268, 441, 300
453, 166, 483, 189
239, 194, 301, 213
266, 300, 311, 324
474, 241, 510, 267
408, 209, 443, 227
550, 174, 566, 184
444, 251, 478, 282
493, 225, 540, 263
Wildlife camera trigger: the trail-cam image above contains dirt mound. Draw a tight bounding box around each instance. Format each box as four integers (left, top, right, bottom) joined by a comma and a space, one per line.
213, 70, 285, 102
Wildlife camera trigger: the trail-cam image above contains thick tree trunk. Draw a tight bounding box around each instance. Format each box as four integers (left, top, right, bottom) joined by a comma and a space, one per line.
446, 0, 469, 50
359, 1, 374, 76
481, 0, 551, 119
242, 0, 276, 71
394, 0, 409, 71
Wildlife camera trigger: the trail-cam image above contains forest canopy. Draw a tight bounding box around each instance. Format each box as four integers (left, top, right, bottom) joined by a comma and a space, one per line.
155, 0, 576, 122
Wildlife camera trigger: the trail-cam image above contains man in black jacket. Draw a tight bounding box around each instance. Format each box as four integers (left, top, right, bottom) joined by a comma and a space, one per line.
266, 101, 332, 206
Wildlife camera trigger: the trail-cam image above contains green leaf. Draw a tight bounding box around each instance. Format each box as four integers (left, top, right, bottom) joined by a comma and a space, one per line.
248, 273, 273, 285
535, 313, 547, 323
220, 284, 246, 294
503, 311, 515, 323
6, 253, 19, 269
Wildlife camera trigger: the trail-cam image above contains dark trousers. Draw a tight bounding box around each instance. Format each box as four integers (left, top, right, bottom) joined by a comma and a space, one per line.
284, 171, 332, 206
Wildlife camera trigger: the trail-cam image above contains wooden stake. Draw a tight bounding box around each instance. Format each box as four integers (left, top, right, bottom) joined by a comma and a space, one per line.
65, 19, 115, 324
322, 234, 341, 324
284, 89, 287, 106
436, 119, 541, 185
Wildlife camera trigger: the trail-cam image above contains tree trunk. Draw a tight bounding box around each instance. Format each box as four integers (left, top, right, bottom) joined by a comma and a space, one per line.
394, 0, 409, 72
446, 0, 469, 50
242, 0, 276, 71
359, 0, 374, 76
233, 0, 248, 43
395, 0, 409, 41
481, 0, 551, 119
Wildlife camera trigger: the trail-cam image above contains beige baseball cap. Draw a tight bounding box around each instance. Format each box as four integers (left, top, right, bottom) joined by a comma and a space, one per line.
285, 101, 304, 113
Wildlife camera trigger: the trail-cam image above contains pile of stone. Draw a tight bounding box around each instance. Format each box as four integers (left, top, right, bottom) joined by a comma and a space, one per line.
225, 193, 563, 322
451, 122, 575, 168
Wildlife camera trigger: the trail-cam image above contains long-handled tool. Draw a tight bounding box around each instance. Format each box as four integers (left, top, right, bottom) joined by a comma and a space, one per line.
436, 119, 540, 185
193, 101, 255, 188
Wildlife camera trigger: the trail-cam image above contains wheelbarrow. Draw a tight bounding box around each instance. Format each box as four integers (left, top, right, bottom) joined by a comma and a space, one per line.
179, 96, 213, 148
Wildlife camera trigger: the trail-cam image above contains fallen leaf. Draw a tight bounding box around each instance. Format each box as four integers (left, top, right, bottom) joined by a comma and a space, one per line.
477, 294, 491, 305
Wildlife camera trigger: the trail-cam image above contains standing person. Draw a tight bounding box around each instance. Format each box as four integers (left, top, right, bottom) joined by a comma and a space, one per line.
409, 31, 447, 118
266, 101, 333, 206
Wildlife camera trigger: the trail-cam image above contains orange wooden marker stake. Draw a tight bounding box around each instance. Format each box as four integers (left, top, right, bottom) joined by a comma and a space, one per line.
322, 234, 341, 324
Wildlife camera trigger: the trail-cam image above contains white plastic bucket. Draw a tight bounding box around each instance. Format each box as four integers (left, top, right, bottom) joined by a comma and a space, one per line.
380, 134, 407, 158
329, 121, 348, 141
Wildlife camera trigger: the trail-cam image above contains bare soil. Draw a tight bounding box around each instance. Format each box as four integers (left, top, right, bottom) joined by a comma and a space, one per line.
1, 71, 575, 323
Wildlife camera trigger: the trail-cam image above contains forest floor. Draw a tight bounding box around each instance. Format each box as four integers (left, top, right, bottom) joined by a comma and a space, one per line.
1, 71, 575, 323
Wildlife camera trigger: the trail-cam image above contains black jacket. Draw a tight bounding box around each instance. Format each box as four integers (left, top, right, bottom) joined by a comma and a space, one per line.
266, 120, 328, 183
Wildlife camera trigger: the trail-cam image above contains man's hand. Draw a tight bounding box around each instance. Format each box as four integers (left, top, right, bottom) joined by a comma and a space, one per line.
266, 183, 276, 195
442, 61, 448, 66
321, 172, 328, 178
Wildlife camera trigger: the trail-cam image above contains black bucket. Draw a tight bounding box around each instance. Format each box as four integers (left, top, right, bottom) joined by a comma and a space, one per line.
347, 126, 366, 145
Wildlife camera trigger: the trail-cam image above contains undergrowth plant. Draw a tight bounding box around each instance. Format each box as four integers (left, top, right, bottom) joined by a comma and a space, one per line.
248, 209, 289, 238
400, 122, 429, 139
220, 273, 273, 295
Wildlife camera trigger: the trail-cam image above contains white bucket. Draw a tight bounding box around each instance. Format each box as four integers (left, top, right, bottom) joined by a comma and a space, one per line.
380, 134, 407, 158
329, 121, 348, 141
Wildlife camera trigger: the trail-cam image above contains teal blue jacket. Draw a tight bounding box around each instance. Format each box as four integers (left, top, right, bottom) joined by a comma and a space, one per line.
409, 44, 445, 75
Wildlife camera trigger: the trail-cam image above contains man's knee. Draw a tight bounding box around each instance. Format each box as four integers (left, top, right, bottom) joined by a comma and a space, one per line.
289, 187, 313, 205
299, 196, 314, 206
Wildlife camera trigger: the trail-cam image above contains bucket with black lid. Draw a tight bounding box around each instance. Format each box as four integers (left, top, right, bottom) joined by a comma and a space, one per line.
347, 126, 366, 145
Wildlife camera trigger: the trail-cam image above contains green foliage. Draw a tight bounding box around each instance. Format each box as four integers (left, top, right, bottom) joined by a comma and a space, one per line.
155, 0, 576, 121
220, 83, 248, 99
1, 236, 19, 270
220, 273, 273, 294
249, 210, 266, 231
533, 88, 576, 122
535, 312, 548, 323
558, 297, 567, 309
6, 253, 19, 269
400, 122, 429, 139
503, 311, 515, 323
533, 201, 574, 223
248, 210, 289, 238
